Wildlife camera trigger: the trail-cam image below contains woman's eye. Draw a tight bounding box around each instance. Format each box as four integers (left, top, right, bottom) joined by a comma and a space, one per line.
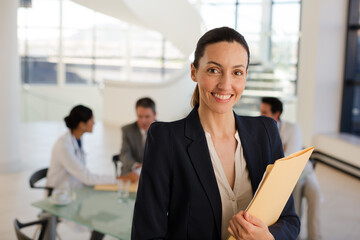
234, 71, 243, 76
208, 68, 219, 74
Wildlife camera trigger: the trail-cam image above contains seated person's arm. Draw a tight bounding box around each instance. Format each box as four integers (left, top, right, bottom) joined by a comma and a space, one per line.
60, 142, 115, 186
120, 129, 139, 175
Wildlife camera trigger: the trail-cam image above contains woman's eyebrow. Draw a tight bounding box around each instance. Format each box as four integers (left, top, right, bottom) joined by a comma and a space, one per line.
207, 61, 222, 67
207, 61, 245, 69
233, 64, 246, 69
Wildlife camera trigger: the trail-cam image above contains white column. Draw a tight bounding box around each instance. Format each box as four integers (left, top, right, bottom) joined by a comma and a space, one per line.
0, 0, 21, 172
297, 0, 347, 146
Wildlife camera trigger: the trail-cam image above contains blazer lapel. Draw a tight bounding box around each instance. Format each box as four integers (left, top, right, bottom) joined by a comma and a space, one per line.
185, 107, 222, 237
235, 115, 266, 193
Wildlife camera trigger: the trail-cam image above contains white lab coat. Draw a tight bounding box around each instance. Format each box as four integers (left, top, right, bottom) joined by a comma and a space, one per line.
46, 131, 115, 191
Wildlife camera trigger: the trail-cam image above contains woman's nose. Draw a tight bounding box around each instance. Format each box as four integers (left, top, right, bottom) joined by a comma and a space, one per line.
217, 72, 232, 90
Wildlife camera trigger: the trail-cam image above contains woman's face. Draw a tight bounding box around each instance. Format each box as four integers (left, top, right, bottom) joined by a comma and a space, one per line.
83, 116, 95, 133
191, 41, 248, 115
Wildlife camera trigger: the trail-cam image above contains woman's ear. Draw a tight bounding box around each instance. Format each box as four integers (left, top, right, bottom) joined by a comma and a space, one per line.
190, 63, 197, 83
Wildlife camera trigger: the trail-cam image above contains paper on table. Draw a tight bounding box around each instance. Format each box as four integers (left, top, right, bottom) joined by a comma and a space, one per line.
228, 147, 314, 240
94, 182, 138, 193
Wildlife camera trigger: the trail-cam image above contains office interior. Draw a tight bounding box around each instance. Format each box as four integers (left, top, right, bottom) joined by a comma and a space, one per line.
1, 0, 359, 239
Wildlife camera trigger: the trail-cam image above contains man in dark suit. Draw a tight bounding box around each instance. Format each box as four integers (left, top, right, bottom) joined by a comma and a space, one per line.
120, 97, 156, 176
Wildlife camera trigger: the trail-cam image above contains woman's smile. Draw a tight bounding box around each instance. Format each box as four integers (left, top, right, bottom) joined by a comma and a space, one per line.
212, 92, 234, 103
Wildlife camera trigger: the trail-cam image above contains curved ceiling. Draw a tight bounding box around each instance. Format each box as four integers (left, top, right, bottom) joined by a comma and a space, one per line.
71, 0, 204, 57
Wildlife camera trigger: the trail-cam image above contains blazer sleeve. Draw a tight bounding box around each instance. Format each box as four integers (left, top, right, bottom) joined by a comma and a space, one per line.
120, 126, 137, 175
262, 118, 301, 240
131, 123, 172, 240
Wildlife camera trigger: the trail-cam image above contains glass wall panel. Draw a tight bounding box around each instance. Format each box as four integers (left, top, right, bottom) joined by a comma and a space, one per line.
62, 0, 94, 29
64, 57, 92, 84
18, 0, 300, 92
201, 3, 236, 29
164, 41, 186, 80
18, 27, 59, 84
243, 34, 261, 63
272, 3, 300, 34
93, 58, 124, 83
352, 86, 360, 135
18, 0, 60, 28
237, 3, 262, 34
18, 0, 59, 84
129, 28, 163, 82
341, 0, 360, 136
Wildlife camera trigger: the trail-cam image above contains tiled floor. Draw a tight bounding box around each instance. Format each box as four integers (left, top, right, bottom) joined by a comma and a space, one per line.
1, 122, 360, 239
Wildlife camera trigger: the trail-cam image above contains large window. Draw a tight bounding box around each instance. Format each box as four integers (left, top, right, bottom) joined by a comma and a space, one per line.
18, 0, 186, 85
18, 0, 301, 112
341, 0, 360, 136
18, 0, 59, 84
198, 0, 301, 116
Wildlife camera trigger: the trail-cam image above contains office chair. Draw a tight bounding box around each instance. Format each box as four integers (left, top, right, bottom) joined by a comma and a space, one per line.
29, 168, 62, 239
112, 154, 120, 177
14, 218, 48, 240
29, 168, 53, 197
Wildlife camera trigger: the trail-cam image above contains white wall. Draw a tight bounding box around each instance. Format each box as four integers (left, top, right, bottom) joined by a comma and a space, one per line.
0, 0, 21, 173
297, 0, 347, 146
21, 85, 103, 122
103, 70, 196, 126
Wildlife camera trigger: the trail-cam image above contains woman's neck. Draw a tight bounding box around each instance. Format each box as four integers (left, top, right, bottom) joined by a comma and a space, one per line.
71, 128, 84, 140
198, 105, 236, 138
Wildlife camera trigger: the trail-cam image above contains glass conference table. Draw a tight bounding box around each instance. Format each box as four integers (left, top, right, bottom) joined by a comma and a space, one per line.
32, 186, 135, 239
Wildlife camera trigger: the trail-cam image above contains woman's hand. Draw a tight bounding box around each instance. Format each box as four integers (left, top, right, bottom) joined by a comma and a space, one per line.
228, 211, 274, 240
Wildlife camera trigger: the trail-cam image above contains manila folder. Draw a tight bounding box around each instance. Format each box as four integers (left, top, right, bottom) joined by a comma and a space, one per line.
228, 147, 314, 240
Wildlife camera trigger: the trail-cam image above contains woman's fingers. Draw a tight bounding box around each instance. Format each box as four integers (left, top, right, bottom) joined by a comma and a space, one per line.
244, 212, 266, 228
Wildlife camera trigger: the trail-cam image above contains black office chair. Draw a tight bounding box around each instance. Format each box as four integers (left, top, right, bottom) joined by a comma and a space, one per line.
29, 168, 53, 197
112, 154, 120, 177
14, 218, 48, 240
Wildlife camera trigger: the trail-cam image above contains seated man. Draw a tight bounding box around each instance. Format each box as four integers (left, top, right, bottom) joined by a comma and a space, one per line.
120, 97, 156, 176
260, 97, 322, 240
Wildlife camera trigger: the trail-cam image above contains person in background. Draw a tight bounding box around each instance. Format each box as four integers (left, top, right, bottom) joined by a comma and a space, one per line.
260, 97, 322, 240
46, 105, 119, 240
132, 27, 300, 240
119, 97, 156, 176
46, 105, 116, 191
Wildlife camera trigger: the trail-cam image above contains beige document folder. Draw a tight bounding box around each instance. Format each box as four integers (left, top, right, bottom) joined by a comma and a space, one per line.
228, 147, 314, 240
94, 182, 138, 193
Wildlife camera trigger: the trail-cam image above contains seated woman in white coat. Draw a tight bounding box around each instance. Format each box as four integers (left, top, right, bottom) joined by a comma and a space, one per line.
46, 105, 116, 192
46, 105, 137, 240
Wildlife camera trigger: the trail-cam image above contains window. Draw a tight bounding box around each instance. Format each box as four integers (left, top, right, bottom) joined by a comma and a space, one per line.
18, 0, 59, 84
198, 0, 301, 116
18, 0, 301, 104
18, 0, 187, 85
341, 0, 360, 136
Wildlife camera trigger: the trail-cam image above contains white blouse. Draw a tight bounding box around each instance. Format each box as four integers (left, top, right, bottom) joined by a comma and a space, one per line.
205, 131, 253, 240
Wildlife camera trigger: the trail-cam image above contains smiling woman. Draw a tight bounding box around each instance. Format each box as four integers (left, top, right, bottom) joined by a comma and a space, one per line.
132, 27, 300, 240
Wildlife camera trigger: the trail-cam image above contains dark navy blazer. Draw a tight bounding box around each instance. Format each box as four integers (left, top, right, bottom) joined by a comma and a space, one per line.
132, 107, 300, 240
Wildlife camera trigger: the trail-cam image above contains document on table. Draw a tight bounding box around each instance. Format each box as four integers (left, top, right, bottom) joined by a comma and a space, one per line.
227, 147, 314, 240
94, 182, 138, 192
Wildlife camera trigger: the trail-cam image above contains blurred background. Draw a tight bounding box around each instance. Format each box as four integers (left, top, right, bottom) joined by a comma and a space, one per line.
1, 0, 359, 239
